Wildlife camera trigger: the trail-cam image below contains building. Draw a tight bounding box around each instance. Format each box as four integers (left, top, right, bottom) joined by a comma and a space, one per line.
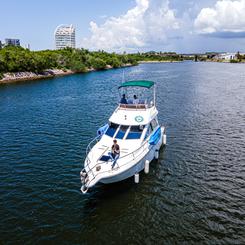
25, 44, 31, 50
5, 38, 20, 46
215, 53, 236, 60
54, 24, 75, 49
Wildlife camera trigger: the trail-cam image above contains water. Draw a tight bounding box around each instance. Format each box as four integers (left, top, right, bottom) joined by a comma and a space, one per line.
0, 62, 244, 244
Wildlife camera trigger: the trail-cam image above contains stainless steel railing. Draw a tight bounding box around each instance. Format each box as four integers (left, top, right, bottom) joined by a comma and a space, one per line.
118, 101, 154, 111
81, 139, 153, 188
83, 135, 101, 178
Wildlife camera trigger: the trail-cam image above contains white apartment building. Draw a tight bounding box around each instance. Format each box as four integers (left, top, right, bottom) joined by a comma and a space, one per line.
54, 24, 75, 49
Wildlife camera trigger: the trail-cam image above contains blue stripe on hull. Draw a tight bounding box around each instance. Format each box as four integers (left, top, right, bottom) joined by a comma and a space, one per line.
149, 127, 161, 145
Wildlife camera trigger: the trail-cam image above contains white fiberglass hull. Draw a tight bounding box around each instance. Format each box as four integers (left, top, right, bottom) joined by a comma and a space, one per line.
100, 138, 162, 184
81, 127, 166, 193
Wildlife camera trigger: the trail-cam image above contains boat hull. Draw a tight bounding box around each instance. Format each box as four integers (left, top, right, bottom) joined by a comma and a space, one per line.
100, 129, 164, 184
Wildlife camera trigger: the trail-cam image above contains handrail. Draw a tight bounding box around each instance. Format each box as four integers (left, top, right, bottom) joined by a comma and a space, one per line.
117, 139, 149, 160
84, 135, 101, 178
86, 135, 101, 157
84, 143, 154, 188
84, 138, 148, 171
119, 103, 147, 110
118, 102, 155, 111
82, 126, 163, 189
82, 138, 153, 187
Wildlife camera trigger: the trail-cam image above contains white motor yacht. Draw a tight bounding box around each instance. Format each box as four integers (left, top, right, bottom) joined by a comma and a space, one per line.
80, 80, 166, 193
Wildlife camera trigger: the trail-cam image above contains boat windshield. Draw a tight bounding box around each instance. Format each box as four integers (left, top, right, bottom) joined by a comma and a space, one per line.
105, 123, 119, 137
105, 123, 145, 140
115, 125, 129, 139
126, 125, 145, 139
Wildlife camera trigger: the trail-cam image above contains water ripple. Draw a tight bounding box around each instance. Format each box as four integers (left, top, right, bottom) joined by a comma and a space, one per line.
0, 62, 245, 244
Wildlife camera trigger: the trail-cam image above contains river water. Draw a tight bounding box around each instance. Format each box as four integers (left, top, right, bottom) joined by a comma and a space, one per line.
0, 62, 244, 244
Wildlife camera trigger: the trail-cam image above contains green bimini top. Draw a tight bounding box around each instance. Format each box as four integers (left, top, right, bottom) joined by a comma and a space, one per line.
118, 80, 154, 89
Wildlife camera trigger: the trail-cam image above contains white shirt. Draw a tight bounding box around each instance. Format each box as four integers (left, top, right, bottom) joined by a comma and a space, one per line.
133, 98, 139, 104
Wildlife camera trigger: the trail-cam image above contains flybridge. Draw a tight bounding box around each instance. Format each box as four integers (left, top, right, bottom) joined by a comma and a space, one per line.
118, 80, 156, 109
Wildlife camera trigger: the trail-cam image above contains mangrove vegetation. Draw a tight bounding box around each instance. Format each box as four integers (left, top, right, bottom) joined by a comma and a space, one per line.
0, 46, 184, 79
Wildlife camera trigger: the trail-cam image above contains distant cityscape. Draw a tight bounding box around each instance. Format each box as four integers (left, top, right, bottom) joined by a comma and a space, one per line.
0, 24, 76, 50
0, 38, 21, 48
0, 24, 244, 61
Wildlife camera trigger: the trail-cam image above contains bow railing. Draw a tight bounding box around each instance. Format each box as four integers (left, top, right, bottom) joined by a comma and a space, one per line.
83, 135, 101, 178
81, 139, 153, 188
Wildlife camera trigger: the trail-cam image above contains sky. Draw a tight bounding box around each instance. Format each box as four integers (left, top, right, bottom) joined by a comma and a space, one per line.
1, 0, 245, 53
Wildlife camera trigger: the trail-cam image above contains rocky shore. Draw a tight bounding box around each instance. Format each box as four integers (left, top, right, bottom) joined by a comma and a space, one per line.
0, 69, 76, 84
0, 63, 133, 84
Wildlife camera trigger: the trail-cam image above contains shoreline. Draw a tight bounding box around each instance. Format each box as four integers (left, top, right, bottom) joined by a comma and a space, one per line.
0, 64, 133, 85
205, 59, 245, 63
2, 59, 243, 85
0, 69, 77, 84
139, 60, 182, 63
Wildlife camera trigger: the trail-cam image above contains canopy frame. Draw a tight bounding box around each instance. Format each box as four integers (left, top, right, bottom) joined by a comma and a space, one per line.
118, 80, 154, 89
118, 80, 156, 107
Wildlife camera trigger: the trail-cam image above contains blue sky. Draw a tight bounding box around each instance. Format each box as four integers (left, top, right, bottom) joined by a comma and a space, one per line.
1, 0, 245, 53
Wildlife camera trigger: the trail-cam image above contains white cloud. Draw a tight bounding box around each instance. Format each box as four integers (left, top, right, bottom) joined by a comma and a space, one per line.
100, 15, 108, 19
194, 0, 245, 34
81, 0, 179, 52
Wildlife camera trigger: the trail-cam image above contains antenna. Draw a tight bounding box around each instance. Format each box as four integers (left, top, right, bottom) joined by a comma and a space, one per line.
122, 70, 125, 83
119, 70, 126, 99
154, 83, 156, 107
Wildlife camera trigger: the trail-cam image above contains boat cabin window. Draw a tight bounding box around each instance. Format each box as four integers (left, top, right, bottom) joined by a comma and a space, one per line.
151, 118, 158, 129
105, 123, 119, 137
126, 125, 145, 139
144, 124, 153, 140
115, 125, 129, 139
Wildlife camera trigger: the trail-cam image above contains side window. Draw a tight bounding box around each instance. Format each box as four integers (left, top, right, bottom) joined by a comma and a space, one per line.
115, 125, 129, 139
105, 123, 119, 137
149, 124, 153, 134
151, 119, 158, 130
145, 124, 153, 140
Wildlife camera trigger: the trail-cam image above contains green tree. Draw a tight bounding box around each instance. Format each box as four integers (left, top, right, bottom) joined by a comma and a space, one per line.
69, 59, 87, 72
91, 58, 106, 70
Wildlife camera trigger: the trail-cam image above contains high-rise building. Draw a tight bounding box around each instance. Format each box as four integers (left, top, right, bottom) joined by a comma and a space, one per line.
54, 24, 75, 49
5, 38, 20, 46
